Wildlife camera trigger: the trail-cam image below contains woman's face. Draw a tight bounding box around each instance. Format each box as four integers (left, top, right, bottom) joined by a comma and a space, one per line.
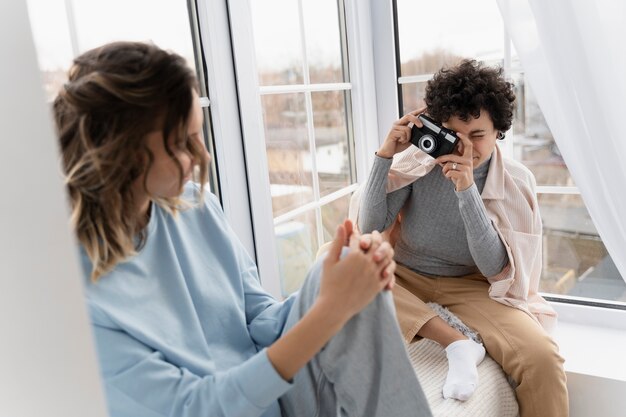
442, 109, 499, 168
141, 91, 209, 201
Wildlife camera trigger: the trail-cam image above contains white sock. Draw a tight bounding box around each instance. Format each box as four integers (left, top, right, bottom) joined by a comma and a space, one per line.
442, 339, 486, 401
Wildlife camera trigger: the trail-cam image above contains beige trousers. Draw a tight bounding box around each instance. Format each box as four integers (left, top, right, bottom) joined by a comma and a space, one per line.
393, 264, 569, 417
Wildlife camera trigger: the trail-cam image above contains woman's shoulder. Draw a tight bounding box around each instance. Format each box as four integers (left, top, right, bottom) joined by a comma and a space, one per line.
502, 157, 537, 190
182, 181, 220, 205
178, 182, 225, 220
177, 182, 233, 237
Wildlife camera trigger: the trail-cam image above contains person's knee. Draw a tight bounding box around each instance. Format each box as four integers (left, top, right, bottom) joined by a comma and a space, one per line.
300, 258, 323, 296
523, 336, 565, 378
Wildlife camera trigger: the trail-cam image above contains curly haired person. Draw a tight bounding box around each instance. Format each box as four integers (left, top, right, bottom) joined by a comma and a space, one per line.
358, 60, 569, 417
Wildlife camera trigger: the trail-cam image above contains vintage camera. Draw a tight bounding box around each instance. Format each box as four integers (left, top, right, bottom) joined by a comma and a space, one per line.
410, 114, 459, 158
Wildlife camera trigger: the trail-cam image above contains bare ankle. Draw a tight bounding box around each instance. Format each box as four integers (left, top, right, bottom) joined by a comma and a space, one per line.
418, 316, 468, 347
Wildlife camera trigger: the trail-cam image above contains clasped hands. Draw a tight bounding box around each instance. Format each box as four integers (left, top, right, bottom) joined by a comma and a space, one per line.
344, 219, 395, 290
318, 219, 396, 322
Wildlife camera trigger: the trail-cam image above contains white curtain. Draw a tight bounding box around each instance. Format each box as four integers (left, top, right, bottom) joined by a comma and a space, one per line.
496, 0, 626, 284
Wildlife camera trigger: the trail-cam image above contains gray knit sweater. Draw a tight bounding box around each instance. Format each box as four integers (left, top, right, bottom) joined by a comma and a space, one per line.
358, 154, 508, 277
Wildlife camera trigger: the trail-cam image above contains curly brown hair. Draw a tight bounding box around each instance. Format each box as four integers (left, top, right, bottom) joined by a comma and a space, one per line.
53, 42, 209, 280
424, 59, 515, 132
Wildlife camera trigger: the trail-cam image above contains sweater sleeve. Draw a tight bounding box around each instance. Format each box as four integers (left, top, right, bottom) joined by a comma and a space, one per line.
456, 183, 509, 276
203, 190, 296, 348
241, 257, 297, 348
93, 321, 292, 417
358, 155, 412, 233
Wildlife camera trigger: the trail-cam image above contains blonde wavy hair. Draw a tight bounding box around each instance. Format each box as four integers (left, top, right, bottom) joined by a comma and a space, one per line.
53, 42, 209, 280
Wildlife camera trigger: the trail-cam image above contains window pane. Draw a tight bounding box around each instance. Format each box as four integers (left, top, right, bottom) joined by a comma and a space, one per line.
250, 0, 304, 86
401, 82, 427, 115
70, 0, 194, 63
510, 40, 521, 69
27, 0, 195, 101
511, 72, 576, 187
311, 90, 353, 196
539, 194, 625, 302
250, 1, 355, 296
275, 211, 318, 296
400, 51, 465, 78
28, 0, 218, 197
27, 0, 74, 70
302, 0, 346, 83
262, 93, 314, 216
321, 194, 351, 243
396, 0, 504, 76
26, 0, 74, 101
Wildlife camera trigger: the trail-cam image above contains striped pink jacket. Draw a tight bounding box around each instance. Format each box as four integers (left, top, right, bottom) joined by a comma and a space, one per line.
350, 143, 557, 332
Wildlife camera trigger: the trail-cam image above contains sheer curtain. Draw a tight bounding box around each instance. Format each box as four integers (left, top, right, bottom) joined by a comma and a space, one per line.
496, 0, 626, 284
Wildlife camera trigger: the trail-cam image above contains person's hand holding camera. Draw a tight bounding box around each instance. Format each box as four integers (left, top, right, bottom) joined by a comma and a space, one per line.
377, 107, 426, 159
435, 133, 475, 191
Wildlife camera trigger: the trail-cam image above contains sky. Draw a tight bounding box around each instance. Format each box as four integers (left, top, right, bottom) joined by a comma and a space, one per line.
249, 0, 342, 72
396, 0, 505, 64
26, 0, 508, 73
26, 0, 194, 70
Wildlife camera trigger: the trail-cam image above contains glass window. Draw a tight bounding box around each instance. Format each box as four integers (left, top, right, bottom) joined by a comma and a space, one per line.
311, 90, 352, 196
68, 0, 194, 61
262, 93, 314, 217
27, 0, 195, 101
513, 72, 624, 302
27, 0, 219, 195
396, 0, 506, 116
250, 0, 305, 86
302, 0, 346, 84
275, 210, 318, 296
401, 81, 427, 116
26, 0, 75, 102
396, 0, 504, 76
539, 194, 625, 302
394, 0, 624, 305
321, 194, 351, 242
250, 0, 356, 294
511, 72, 575, 187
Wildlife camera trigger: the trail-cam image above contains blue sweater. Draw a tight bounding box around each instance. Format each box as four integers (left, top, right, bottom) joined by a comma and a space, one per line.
81, 184, 295, 417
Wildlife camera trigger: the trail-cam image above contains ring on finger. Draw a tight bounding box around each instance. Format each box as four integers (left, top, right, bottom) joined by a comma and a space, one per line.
451, 162, 458, 170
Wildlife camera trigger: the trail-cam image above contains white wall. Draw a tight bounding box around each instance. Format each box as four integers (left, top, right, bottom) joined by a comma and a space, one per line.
567, 372, 625, 417
0, 1, 108, 416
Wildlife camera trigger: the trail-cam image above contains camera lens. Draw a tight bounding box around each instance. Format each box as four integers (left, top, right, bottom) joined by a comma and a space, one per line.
418, 135, 436, 153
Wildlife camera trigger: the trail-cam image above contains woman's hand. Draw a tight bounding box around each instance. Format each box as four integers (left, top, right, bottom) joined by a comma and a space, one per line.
436, 132, 474, 191
353, 231, 396, 291
317, 221, 395, 324
266, 220, 395, 381
341, 219, 395, 289
377, 107, 426, 159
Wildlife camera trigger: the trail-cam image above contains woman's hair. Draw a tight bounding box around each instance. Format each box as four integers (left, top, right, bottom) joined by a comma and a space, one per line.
53, 41, 209, 281
425, 59, 516, 133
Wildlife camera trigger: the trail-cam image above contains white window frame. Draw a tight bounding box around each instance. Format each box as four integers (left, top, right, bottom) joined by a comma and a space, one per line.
195, 0, 256, 260
215, 0, 381, 298
197, 0, 625, 312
